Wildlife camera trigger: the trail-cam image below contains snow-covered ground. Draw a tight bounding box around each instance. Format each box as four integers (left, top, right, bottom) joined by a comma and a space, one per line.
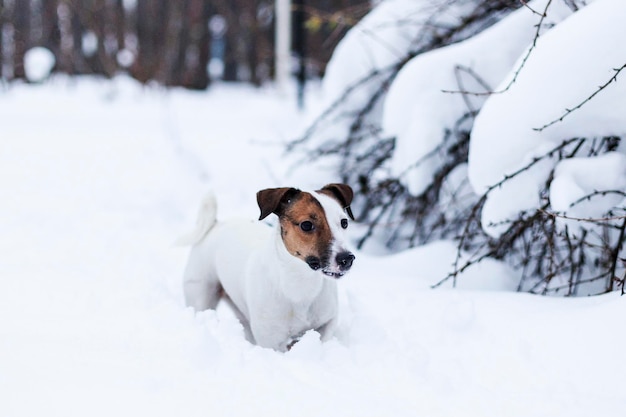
1, 77, 624, 417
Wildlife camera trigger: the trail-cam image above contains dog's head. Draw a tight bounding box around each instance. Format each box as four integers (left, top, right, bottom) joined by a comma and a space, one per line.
257, 183, 355, 278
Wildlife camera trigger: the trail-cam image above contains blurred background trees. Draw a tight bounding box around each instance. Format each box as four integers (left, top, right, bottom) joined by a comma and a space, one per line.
0, 0, 370, 88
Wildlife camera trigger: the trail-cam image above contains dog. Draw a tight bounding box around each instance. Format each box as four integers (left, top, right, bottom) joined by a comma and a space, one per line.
182, 184, 356, 352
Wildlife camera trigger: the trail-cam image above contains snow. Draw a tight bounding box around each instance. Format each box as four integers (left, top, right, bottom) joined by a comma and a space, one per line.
1, 75, 625, 417
383, 0, 577, 195
322, 0, 428, 101
551, 153, 626, 215
296, 0, 477, 162
293, 0, 427, 162
468, 0, 626, 233
24, 47, 56, 82
322, 0, 492, 101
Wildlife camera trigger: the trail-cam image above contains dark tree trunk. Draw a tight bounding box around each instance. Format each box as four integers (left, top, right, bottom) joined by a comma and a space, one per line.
222, 38, 237, 81
70, 0, 86, 74
134, 0, 169, 83
186, 0, 210, 89
217, 0, 239, 82
0, 0, 369, 86
170, 0, 190, 86
90, 0, 115, 76
247, 1, 260, 86
13, 0, 31, 79
41, 0, 60, 59
160, 0, 187, 86
113, 0, 125, 51
0, 0, 4, 78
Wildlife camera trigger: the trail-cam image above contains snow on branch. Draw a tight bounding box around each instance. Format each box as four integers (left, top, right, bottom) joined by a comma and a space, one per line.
290, 0, 625, 296
437, 134, 626, 295
533, 63, 626, 132
441, 0, 555, 97
538, 208, 626, 223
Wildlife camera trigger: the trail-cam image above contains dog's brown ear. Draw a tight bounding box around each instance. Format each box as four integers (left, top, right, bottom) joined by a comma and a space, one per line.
257, 187, 299, 220
320, 183, 355, 220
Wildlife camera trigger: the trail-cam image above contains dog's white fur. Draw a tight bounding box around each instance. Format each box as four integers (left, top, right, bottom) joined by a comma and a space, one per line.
182, 187, 354, 352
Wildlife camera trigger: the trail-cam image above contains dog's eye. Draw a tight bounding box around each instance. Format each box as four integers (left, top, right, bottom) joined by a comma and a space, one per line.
341, 219, 348, 229
300, 221, 314, 232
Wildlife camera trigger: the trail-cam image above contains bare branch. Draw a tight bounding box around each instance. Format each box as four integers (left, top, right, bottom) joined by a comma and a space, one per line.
441, 0, 553, 97
539, 272, 611, 295
568, 189, 626, 209
431, 196, 487, 289
291, 0, 624, 297
519, 0, 545, 16
539, 208, 626, 223
453, 65, 494, 114
533, 64, 626, 132
484, 137, 583, 194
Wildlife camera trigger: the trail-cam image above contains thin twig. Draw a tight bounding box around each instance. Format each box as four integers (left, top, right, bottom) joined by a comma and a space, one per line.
533, 64, 626, 132
539, 208, 626, 223
568, 190, 626, 209
433, 138, 584, 289
608, 218, 626, 292
286, 66, 391, 151
441, 0, 553, 97
453, 65, 494, 114
540, 272, 610, 294
519, 0, 544, 16
431, 195, 487, 289
484, 137, 583, 194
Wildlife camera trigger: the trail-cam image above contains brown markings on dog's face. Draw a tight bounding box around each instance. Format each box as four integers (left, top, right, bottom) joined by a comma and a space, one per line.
277, 191, 333, 269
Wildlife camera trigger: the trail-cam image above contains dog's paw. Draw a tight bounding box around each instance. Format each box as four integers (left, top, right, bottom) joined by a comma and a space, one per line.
286, 330, 322, 357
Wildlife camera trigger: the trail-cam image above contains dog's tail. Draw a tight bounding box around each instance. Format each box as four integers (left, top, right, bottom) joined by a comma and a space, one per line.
175, 192, 218, 246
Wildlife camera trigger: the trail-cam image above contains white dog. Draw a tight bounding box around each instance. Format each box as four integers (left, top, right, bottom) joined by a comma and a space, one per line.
182, 184, 355, 352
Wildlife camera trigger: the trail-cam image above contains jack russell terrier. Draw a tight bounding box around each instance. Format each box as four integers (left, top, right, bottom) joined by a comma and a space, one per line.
182, 184, 355, 352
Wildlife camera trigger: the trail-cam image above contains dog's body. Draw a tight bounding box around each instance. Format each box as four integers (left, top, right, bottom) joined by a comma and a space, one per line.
182, 184, 355, 352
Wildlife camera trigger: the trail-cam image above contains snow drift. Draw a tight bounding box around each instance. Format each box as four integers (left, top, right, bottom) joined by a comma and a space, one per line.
1, 61, 625, 417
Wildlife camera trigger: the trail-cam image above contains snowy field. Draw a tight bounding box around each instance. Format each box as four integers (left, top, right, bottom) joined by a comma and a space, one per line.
1, 76, 625, 417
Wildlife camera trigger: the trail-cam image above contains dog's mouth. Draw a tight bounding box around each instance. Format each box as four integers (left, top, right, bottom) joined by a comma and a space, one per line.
322, 270, 345, 279
306, 255, 352, 279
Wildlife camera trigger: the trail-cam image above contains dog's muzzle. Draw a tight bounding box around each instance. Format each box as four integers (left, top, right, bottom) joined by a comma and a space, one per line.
306, 251, 355, 278
305, 256, 322, 271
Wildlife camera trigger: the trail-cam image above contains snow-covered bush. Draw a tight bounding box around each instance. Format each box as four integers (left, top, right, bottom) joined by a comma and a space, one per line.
290, 0, 522, 248
291, 0, 626, 296
458, 0, 626, 295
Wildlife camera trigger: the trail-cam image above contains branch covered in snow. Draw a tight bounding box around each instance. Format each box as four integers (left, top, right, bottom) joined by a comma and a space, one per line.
438, 135, 626, 296
289, 0, 522, 249
441, 0, 555, 97
539, 207, 626, 223
533, 63, 626, 132
292, 0, 625, 296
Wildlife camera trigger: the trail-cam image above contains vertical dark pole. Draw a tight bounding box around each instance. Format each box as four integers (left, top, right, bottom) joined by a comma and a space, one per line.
293, 0, 306, 109
70, 0, 84, 75
0, 0, 4, 79
114, 0, 125, 53
41, 0, 60, 56
13, 0, 30, 79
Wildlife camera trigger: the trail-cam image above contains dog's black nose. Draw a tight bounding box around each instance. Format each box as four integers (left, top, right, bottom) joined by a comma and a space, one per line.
336, 252, 355, 270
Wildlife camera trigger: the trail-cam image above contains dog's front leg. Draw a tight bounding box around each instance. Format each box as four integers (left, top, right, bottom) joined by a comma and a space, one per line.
284, 320, 336, 351
316, 317, 338, 342
249, 318, 292, 352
